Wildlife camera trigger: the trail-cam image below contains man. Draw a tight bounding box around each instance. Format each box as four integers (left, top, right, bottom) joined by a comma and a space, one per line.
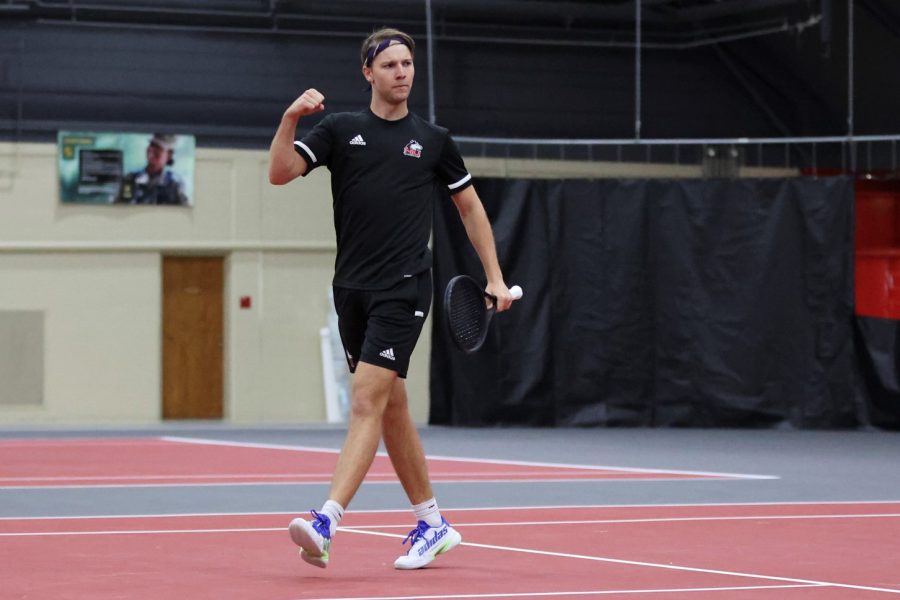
268, 28, 515, 570
117, 133, 188, 205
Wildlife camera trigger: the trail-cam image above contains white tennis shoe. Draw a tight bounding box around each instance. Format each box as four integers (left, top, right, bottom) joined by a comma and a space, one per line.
288, 510, 332, 568
394, 517, 461, 570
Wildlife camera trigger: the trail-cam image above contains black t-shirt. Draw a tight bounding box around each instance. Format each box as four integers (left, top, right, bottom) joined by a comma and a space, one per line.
295, 108, 473, 290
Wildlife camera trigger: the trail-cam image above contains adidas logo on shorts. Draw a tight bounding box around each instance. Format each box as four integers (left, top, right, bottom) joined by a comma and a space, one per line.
349, 134, 366, 146
379, 348, 396, 361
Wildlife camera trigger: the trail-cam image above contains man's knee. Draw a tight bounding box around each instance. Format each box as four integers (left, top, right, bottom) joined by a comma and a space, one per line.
350, 363, 397, 419
350, 393, 386, 420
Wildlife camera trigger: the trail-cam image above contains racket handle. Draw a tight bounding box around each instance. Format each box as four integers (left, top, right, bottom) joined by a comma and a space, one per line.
509, 285, 523, 300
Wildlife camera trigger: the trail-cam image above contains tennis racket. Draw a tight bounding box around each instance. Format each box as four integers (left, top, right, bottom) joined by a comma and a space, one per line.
444, 275, 523, 354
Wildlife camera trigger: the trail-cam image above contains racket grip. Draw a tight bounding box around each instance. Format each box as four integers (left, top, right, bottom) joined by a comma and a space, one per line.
509, 285, 523, 300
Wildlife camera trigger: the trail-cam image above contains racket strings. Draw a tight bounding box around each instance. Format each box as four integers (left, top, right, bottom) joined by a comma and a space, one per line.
447, 285, 487, 350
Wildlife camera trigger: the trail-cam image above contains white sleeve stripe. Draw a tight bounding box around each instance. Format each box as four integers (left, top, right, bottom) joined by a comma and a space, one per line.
295, 141, 317, 164
447, 173, 472, 190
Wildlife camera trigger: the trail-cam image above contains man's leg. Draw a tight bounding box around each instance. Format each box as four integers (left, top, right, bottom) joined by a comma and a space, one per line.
382, 378, 432, 504
329, 362, 398, 506
289, 361, 396, 568
383, 377, 462, 569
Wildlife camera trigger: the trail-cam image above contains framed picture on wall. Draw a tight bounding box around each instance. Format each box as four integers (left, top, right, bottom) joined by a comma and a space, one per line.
58, 131, 195, 206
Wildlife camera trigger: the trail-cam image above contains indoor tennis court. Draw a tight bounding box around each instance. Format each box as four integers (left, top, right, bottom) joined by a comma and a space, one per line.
1, 427, 898, 598
2, 1, 900, 599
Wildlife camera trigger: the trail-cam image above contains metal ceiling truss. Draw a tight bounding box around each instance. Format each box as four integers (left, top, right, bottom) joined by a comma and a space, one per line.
0, 0, 827, 49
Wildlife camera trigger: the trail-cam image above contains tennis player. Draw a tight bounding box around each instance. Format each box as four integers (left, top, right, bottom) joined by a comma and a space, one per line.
268, 28, 515, 570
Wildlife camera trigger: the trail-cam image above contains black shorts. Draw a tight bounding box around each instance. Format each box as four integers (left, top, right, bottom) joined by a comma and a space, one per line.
332, 272, 432, 379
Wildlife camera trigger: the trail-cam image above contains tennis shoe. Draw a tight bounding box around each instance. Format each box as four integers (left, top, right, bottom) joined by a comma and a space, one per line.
288, 510, 332, 568
393, 517, 461, 570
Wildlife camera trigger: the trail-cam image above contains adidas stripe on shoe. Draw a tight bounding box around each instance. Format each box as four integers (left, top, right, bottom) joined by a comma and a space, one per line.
289, 510, 332, 568
393, 517, 461, 570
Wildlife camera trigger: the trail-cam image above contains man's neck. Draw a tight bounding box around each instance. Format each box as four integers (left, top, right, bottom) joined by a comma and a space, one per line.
369, 98, 408, 121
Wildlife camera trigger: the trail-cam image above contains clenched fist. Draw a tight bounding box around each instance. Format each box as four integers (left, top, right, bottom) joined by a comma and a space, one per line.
285, 88, 325, 118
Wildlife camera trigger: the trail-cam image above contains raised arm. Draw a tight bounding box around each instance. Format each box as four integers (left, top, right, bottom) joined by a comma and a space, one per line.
268, 88, 325, 185
450, 185, 515, 312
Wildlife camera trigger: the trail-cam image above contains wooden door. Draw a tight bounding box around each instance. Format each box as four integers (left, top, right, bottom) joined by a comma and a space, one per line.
162, 256, 224, 419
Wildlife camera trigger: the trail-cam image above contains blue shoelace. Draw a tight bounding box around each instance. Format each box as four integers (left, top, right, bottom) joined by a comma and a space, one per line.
310, 510, 332, 539
402, 520, 430, 546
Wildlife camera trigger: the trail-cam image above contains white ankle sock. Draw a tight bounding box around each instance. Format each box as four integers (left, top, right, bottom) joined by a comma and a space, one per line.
319, 499, 344, 537
413, 497, 443, 528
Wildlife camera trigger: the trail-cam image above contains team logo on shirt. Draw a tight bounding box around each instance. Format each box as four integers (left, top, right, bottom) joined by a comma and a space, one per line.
403, 140, 423, 158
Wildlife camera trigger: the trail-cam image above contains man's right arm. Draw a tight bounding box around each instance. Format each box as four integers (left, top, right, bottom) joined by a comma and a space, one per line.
268, 88, 325, 185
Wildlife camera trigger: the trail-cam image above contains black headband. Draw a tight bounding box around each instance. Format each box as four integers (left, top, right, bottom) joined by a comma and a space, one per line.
364, 37, 410, 67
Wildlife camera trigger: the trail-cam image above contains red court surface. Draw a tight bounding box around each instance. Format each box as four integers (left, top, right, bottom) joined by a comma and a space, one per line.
0, 437, 771, 488
1, 503, 898, 599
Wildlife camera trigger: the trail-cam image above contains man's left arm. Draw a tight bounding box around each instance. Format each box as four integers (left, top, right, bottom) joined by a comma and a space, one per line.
450, 185, 514, 312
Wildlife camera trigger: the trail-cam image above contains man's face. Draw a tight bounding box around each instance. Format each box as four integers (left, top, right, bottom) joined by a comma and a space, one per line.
364, 43, 414, 105
146, 142, 169, 174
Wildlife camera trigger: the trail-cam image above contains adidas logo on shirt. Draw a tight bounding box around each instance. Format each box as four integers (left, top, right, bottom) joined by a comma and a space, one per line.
379, 348, 396, 361
349, 134, 366, 146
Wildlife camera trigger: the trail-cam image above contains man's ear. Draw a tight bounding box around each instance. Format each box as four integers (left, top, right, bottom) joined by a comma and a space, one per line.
362, 66, 373, 82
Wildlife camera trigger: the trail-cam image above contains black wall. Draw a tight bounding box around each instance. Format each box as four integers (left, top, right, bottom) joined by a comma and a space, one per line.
1, 0, 897, 147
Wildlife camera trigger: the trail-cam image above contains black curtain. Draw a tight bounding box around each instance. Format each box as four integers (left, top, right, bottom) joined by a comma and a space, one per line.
430, 177, 875, 428
854, 316, 900, 428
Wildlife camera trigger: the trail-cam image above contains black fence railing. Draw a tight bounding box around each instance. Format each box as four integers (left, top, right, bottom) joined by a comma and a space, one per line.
454, 134, 900, 178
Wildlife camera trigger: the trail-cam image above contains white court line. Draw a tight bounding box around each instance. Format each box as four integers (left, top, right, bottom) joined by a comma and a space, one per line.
341, 528, 900, 595
2, 500, 899, 521
289, 584, 825, 600
4, 512, 900, 535
0, 474, 322, 482
2, 522, 896, 593
160, 436, 778, 480
0, 476, 737, 491
336, 513, 900, 529
0, 471, 587, 482
0, 469, 715, 483
0, 527, 284, 537
421, 453, 776, 480
160, 435, 342, 454
0, 438, 167, 447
